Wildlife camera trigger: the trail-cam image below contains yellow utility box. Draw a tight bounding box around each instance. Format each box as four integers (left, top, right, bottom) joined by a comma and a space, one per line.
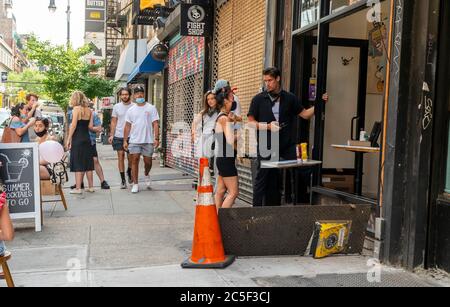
308, 221, 352, 259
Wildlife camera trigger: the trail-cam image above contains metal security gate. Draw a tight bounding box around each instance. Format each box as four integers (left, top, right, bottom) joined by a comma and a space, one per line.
165, 36, 205, 176
212, 0, 267, 203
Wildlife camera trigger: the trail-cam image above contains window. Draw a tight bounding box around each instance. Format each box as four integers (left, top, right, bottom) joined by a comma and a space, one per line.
294, 0, 320, 30
275, 0, 285, 70
329, 0, 364, 14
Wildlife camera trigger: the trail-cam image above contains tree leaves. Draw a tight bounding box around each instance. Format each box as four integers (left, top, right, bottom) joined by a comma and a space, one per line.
25, 36, 118, 110
7, 69, 48, 99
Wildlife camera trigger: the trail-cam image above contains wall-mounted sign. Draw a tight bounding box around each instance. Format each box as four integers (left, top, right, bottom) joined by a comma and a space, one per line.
86, 9, 105, 21
140, 0, 165, 11
85, 32, 105, 60
151, 43, 169, 61
86, 0, 105, 10
180, 3, 211, 37
1, 72, 8, 83
85, 0, 105, 33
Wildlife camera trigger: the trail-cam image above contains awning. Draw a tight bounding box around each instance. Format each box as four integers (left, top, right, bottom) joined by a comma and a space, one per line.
114, 39, 148, 82
127, 40, 165, 84
127, 53, 164, 84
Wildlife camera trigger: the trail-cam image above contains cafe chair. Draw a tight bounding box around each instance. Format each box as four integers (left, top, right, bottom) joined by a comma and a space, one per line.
0, 252, 15, 288
40, 180, 68, 213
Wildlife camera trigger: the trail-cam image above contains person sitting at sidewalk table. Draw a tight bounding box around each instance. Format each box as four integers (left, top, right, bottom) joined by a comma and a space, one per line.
0, 191, 14, 279
34, 117, 58, 180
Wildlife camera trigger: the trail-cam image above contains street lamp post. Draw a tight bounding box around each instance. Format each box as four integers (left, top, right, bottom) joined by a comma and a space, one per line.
48, 0, 71, 48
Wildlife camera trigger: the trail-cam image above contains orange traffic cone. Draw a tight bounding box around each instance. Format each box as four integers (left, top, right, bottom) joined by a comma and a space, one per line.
181, 157, 235, 269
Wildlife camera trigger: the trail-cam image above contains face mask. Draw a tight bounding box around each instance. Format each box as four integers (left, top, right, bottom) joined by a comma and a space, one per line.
136, 98, 146, 104
20, 114, 27, 119
35, 130, 47, 138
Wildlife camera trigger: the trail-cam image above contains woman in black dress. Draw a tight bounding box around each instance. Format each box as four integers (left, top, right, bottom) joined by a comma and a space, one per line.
66, 91, 95, 194
214, 89, 239, 209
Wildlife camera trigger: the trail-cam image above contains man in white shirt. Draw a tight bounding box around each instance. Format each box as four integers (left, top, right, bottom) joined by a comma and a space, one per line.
123, 86, 160, 194
109, 88, 135, 189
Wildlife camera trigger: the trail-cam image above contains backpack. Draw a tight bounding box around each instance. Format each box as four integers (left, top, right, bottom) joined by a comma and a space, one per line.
50, 153, 69, 185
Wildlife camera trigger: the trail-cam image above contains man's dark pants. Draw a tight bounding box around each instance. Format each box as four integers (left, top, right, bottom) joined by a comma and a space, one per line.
252, 146, 297, 207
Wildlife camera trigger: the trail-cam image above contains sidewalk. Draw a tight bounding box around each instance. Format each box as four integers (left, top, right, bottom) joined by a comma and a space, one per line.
1, 144, 447, 287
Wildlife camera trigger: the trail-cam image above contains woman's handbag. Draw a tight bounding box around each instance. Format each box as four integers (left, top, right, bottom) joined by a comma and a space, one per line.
1, 121, 22, 143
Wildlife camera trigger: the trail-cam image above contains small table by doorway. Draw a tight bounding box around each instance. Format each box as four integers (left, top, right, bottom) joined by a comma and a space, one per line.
261, 159, 323, 206
332, 144, 381, 196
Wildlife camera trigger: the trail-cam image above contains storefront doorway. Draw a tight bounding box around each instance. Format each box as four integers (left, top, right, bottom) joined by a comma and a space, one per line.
291, 0, 390, 210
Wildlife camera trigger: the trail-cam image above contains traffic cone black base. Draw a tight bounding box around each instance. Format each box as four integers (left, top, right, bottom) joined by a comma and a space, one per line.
181, 255, 236, 270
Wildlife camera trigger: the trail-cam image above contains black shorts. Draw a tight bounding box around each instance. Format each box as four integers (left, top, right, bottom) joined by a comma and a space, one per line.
91, 144, 98, 158
216, 157, 238, 178
112, 137, 127, 151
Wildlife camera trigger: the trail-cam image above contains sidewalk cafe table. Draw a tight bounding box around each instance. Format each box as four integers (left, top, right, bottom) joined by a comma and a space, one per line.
261, 159, 323, 206
331, 145, 381, 196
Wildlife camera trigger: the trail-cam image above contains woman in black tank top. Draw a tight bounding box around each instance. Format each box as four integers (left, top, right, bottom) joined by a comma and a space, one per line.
66, 91, 95, 194
214, 89, 239, 209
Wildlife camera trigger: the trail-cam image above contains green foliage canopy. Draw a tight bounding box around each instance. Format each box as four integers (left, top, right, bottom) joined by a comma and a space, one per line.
25, 37, 118, 110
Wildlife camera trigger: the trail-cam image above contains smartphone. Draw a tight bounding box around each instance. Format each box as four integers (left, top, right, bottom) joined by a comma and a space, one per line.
279, 122, 289, 129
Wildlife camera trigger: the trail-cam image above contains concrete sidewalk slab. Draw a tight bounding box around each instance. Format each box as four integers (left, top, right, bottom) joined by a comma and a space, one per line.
88, 265, 230, 287
88, 244, 189, 270
7, 245, 88, 274
7, 225, 91, 248
12, 271, 89, 288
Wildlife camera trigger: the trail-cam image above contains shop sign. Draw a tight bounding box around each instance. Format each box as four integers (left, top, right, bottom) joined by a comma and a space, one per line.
180, 3, 211, 37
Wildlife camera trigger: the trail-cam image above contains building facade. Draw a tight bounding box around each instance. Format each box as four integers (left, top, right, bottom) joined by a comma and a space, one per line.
0, 35, 13, 107
0, 36, 13, 74
106, 0, 449, 273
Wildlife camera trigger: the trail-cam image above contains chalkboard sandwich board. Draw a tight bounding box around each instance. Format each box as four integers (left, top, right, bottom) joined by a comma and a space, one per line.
0, 143, 42, 232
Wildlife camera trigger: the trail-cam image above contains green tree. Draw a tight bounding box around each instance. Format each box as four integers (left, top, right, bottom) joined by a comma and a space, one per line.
7, 69, 49, 100
79, 75, 118, 100
25, 37, 117, 110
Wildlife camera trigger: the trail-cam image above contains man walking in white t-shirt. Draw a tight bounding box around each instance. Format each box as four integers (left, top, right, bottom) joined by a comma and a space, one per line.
123, 86, 160, 194
109, 88, 135, 189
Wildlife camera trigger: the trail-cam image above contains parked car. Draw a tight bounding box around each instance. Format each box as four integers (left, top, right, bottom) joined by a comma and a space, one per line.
42, 112, 65, 143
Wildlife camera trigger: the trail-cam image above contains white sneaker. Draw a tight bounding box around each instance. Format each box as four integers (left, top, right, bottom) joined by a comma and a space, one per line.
145, 175, 151, 189
70, 189, 83, 195
131, 184, 139, 194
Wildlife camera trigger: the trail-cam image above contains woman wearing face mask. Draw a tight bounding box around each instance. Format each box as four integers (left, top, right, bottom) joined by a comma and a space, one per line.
9, 103, 36, 143
34, 118, 57, 180
214, 89, 239, 209
192, 91, 220, 160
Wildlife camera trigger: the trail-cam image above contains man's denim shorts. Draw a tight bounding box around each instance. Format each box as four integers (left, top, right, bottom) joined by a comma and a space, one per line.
128, 144, 154, 158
